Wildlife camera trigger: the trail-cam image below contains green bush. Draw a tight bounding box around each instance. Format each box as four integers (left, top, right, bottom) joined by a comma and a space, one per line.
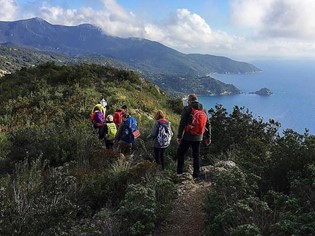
0, 158, 79, 236
77, 168, 129, 213
204, 106, 315, 236
148, 175, 177, 222
4, 121, 100, 172
116, 184, 157, 236
231, 224, 262, 236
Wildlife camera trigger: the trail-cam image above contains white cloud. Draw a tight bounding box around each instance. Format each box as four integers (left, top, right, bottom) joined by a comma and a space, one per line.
0, 0, 19, 21
231, 0, 315, 40
142, 9, 215, 51
36, 0, 143, 37
2, 0, 315, 60
142, 9, 241, 55
35, 2, 239, 56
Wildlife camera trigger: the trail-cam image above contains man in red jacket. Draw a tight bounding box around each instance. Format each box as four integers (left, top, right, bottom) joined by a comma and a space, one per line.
176, 94, 211, 179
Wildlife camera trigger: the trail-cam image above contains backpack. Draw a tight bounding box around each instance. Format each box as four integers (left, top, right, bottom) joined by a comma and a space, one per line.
185, 108, 208, 135
106, 123, 117, 140
93, 110, 104, 127
121, 116, 138, 143
113, 110, 123, 127
157, 123, 173, 147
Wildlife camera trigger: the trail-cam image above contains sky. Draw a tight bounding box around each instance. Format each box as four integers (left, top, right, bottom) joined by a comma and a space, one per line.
1, 0, 315, 62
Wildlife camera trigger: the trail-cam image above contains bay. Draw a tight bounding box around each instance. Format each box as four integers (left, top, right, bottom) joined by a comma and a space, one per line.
198, 59, 315, 135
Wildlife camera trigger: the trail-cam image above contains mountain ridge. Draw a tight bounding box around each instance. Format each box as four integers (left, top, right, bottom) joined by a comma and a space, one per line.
0, 17, 261, 76
0, 17, 259, 96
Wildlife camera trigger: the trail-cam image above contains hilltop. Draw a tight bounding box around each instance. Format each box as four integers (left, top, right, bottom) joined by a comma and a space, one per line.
0, 62, 182, 131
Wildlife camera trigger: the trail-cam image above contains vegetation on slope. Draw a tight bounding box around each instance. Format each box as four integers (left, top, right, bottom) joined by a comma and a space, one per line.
203, 105, 315, 236
0, 45, 127, 75
0, 63, 314, 236
0, 63, 183, 235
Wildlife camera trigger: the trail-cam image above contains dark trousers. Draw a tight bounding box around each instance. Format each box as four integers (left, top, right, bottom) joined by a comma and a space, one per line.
105, 140, 114, 149
176, 140, 201, 177
154, 147, 166, 170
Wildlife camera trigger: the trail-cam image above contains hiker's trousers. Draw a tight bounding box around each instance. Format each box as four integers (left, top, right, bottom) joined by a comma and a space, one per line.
154, 147, 166, 170
176, 140, 201, 177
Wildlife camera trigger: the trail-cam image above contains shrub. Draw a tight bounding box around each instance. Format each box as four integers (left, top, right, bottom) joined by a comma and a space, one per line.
0, 157, 79, 236
115, 184, 157, 236
203, 168, 260, 235
148, 175, 177, 222
231, 224, 262, 236
5, 121, 99, 172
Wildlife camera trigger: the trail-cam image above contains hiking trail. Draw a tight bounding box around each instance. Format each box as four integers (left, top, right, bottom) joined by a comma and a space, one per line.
152, 178, 211, 236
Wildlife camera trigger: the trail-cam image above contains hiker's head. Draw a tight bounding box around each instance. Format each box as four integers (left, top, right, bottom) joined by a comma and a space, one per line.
122, 112, 129, 120
106, 114, 113, 122
121, 105, 127, 112
188, 94, 198, 104
155, 110, 165, 120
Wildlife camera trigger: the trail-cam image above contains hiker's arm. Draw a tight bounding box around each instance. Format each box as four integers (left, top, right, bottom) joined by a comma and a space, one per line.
203, 116, 211, 146
147, 121, 158, 140
177, 107, 190, 139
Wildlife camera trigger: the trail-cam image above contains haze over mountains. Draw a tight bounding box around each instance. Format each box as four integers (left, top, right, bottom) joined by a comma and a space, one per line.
0, 17, 261, 96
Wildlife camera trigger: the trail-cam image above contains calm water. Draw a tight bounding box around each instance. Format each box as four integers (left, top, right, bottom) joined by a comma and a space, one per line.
198, 59, 315, 135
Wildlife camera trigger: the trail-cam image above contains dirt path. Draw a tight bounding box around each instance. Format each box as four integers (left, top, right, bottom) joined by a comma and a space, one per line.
152, 179, 211, 236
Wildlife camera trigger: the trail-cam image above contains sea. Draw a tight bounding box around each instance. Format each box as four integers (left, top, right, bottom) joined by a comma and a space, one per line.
198, 59, 315, 135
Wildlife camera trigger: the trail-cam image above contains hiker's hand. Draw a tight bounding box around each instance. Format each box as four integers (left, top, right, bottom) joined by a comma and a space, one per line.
176, 138, 181, 144
204, 138, 211, 146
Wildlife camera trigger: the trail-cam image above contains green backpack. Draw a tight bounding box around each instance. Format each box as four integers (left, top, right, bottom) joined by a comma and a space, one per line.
106, 123, 117, 140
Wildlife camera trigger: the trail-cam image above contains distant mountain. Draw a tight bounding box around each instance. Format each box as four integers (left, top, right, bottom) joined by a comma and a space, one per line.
0, 18, 259, 96
0, 18, 260, 77
0, 44, 241, 96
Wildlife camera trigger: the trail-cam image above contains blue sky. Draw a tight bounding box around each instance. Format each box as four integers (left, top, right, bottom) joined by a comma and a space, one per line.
2, 0, 315, 61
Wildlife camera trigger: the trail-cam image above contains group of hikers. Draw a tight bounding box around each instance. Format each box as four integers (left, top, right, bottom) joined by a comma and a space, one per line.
90, 93, 211, 179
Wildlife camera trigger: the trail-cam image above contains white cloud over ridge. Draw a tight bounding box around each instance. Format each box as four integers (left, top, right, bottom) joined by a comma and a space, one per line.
0, 0, 19, 21
231, 0, 315, 40
1, 0, 315, 60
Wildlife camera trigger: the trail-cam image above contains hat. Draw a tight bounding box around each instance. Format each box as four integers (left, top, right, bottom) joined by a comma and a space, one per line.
106, 114, 113, 122
188, 94, 198, 102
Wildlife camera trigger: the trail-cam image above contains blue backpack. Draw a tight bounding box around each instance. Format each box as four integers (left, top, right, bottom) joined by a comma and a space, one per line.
121, 116, 138, 143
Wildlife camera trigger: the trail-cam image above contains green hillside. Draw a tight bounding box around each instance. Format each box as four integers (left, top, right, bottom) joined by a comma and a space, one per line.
0, 63, 314, 236
0, 62, 183, 131
0, 45, 127, 75
0, 45, 241, 96
0, 63, 183, 235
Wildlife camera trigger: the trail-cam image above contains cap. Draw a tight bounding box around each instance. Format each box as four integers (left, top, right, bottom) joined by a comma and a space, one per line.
106, 114, 113, 122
